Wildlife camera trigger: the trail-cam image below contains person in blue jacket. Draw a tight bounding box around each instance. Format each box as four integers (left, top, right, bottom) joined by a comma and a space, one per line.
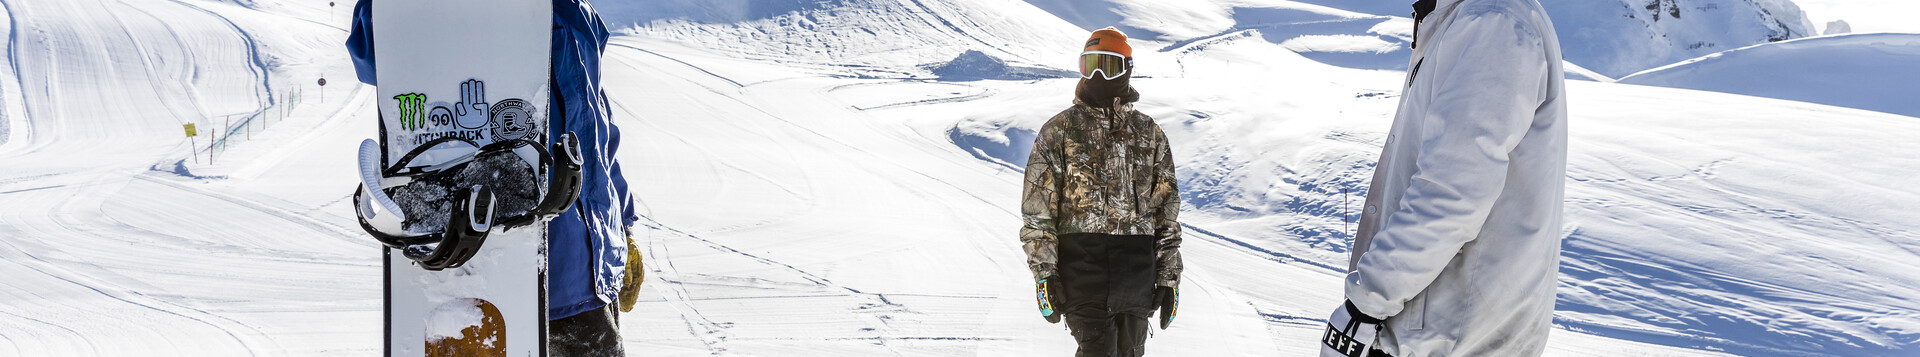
346, 0, 638, 354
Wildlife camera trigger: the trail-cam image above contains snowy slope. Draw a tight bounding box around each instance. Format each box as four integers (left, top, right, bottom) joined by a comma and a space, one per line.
0, 0, 379, 355
1541, 0, 1817, 78
949, 32, 1920, 357
593, 34, 1745, 357
1012, 0, 1639, 79
1019, 0, 1419, 71
605, 1, 1919, 356
1618, 33, 1920, 118
596, 0, 1088, 78
1053, 0, 1816, 78
1, 0, 1916, 356
1791, 0, 1920, 34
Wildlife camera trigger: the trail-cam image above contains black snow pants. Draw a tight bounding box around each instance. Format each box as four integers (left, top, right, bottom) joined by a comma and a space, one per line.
548, 303, 623, 356
1057, 233, 1158, 357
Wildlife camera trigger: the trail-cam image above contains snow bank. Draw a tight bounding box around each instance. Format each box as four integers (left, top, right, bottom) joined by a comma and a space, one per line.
926, 50, 1074, 81
1619, 33, 1920, 118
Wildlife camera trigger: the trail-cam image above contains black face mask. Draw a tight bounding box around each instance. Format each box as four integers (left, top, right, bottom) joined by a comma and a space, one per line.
1412, 0, 1437, 49
1076, 74, 1135, 108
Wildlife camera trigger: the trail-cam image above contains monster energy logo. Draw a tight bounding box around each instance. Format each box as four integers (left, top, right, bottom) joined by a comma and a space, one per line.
394, 93, 427, 130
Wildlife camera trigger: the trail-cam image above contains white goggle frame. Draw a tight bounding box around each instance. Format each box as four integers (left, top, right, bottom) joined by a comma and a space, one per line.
1080, 50, 1131, 80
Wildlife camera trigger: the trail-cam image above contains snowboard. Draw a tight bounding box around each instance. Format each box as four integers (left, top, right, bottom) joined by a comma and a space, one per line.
351, 1, 579, 356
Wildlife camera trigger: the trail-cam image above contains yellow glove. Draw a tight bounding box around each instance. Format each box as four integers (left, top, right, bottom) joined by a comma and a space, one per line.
619, 226, 643, 312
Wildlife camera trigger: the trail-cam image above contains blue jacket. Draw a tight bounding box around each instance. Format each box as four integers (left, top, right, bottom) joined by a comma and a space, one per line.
347, 0, 637, 320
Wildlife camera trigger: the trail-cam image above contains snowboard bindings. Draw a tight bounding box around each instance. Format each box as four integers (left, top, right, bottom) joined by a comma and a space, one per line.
353, 133, 583, 271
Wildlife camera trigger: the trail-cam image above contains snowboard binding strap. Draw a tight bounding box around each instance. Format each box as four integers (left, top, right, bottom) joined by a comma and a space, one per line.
352, 132, 585, 271
355, 185, 494, 270
498, 133, 582, 228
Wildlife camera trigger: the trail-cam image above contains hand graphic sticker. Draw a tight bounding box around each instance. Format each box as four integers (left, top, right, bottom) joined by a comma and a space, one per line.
455, 79, 491, 129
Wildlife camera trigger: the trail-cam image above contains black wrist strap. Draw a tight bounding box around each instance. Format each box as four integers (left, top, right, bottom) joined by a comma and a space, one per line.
1345, 300, 1385, 324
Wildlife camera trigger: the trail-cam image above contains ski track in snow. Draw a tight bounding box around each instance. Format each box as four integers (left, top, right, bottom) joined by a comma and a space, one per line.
0, 0, 375, 355
0, 0, 1915, 356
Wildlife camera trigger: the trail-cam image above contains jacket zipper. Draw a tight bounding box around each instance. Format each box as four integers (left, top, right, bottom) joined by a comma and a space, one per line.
1406, 58, 1424, 88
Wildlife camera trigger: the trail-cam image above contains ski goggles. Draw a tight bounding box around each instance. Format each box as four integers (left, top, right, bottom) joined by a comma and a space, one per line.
1079, 51, 1131, 80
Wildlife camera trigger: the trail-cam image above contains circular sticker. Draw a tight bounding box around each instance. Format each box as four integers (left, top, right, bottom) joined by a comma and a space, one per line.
488, 99, 537, 141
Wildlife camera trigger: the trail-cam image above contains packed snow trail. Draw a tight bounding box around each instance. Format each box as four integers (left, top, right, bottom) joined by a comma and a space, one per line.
0, 0, 378, 355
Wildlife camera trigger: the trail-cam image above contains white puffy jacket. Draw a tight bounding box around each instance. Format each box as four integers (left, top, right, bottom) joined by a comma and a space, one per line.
1345, 0, 1567, 355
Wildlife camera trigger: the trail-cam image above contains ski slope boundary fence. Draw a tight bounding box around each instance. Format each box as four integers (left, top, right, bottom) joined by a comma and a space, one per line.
192, 85, 306, 164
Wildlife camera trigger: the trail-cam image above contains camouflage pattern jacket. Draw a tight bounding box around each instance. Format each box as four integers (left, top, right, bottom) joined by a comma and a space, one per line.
1020, 98, 1183, 289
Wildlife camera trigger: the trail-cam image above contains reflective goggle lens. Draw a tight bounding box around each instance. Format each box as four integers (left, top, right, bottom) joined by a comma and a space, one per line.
1080, 51, 1128, 80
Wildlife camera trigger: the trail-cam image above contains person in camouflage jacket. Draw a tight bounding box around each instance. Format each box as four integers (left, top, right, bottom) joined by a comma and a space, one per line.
1021, 27, 1182, 357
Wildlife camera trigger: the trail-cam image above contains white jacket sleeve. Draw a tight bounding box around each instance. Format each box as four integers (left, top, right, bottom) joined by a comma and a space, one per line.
1347, 9, 1551, 318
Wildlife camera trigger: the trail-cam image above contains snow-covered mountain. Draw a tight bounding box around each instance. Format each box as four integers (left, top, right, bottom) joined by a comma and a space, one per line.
1542, 0, 1817, 78
0, 0, 1915, 356
1789, 0, 1920, 34
1619, 33, 1920, 118
1025, 0, 1816, 78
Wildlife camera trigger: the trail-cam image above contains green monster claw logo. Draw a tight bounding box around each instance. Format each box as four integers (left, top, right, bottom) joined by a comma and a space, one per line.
394, 93, 427, 130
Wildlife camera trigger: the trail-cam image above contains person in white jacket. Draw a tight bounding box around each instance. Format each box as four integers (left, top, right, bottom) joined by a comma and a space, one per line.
1318, 0, 1567, 356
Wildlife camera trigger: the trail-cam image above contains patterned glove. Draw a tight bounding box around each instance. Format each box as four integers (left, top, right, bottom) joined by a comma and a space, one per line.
1321, 300, 1386, 357
1155, 286, 1177, 329
1037, 278, 1062, 323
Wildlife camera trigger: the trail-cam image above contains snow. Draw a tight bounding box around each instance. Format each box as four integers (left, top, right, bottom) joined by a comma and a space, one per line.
1032, 0, 1822, 78
1822, 20, 1850, 35
1540, 0, 1817, 78
425, 299, 487, 340
1619, 33, 1920, 118
925, 50, 1075, 81
0, 0, 375, 355
1562, 61, 1616, 82
600, 0, 1087, 78
1, 0, 1916, 356
1790, 0, 1920, 34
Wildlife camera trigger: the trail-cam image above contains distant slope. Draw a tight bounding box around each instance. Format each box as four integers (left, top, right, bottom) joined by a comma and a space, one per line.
1790, 0, 1920, 34
1075, 0, 1816, 78
1619, 33, 1920, 118
596, 0, 1087, 75
1541, 0, 1816, 78
1016, 0, 1768, 78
